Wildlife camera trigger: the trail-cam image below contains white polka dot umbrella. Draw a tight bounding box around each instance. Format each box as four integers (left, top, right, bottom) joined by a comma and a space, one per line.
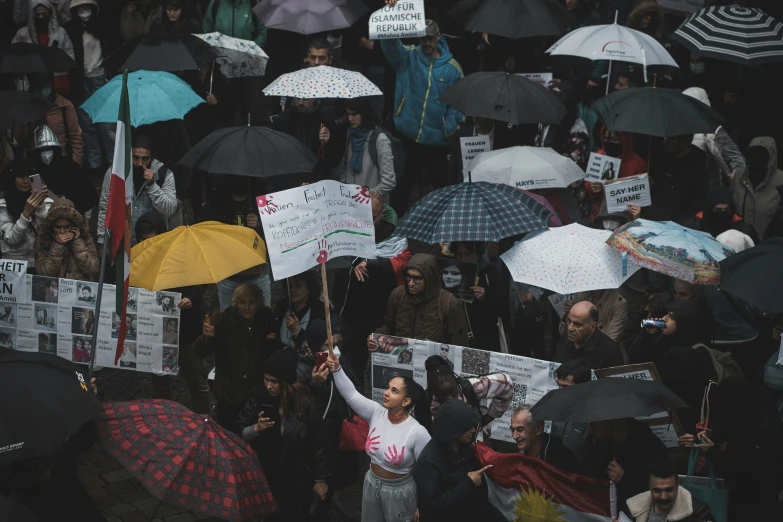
262, 65, 382, 99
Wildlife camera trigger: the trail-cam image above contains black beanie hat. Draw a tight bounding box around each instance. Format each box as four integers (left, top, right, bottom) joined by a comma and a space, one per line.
263, 349, 297, 385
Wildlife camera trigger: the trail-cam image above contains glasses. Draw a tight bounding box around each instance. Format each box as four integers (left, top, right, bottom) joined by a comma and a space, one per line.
404, 274, 424, 283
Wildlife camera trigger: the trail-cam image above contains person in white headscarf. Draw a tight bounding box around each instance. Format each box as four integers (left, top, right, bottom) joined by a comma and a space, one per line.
716, 230, 755, 254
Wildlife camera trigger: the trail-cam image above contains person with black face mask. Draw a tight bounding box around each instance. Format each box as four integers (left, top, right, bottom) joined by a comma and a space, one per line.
732, 137, 783, 240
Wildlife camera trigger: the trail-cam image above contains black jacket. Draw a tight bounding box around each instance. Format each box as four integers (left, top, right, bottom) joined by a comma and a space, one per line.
555, 329, 623, 370
32, 153, 98, 213
447, 124, 522, 185
533, 432, 583, 475
414, 399, 489, 522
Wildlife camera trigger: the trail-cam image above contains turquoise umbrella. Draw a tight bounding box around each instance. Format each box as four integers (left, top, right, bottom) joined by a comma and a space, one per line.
81, 70, 204, 127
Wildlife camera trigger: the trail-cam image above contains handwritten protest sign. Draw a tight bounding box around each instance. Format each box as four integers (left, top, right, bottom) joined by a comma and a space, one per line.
257, 180, 376, 280
517, 72, 553, 87
585, 152, 621, 183
0, 260, 27, 303
460, 135, 490, 168
547, 293, 572, 319
369, 0, 426, 40
605, 174, 651, 213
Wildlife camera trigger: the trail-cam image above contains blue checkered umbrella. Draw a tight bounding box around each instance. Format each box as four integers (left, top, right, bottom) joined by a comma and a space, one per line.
393, 182, 552, 243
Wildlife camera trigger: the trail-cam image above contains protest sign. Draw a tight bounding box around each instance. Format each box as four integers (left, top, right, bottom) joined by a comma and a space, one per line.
517, 72, 553, 87
605, 174, 652, 213
4, 272, 181, 374
257, 180, 376, 280
369, 0, 426, 40
436, 257, 478, 303
0, 260, 27, 303
547, 293, 572, 319
585, 152, 621, 183
460, 135, 491, 169
371, 335, 560, 443
594, 363, 684, 448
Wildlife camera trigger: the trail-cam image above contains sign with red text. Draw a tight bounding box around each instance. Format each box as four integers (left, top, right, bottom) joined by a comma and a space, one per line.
257, 180, 376, 280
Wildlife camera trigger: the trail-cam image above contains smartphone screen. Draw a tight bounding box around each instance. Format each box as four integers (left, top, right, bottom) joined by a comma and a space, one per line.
29, 174, 42, 193
261, 404, 280, 426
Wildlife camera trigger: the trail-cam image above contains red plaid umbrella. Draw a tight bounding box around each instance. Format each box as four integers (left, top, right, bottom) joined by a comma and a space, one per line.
97, 400, 277, 521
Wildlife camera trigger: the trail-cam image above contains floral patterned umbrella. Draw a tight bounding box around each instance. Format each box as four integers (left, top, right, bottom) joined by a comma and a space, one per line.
194, 32, 269, 78
262, 65, 382, 99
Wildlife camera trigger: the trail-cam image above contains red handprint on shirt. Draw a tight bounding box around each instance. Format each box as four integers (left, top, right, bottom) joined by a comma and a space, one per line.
384, 445, 405, 467
353, 186, 370, 204
316, 239, 328, 264
257, 194, 279, 215
365, 428, 380, 453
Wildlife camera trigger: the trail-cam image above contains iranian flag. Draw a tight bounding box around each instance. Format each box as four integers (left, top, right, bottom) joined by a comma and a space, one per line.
476, 442, 613, 522
105, 70, 134, 365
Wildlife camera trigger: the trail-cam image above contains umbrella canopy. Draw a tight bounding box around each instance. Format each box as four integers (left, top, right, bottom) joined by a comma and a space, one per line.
438, 72, 565, 125
464, 146, 584, 189
253, 0, 368, 35
460, 0, 576, 39
501, 223, 640, 294
98, 400, 277, 522
719, 237, 783, 313
178, 125, 316, 177
392, 181, 551, 243
0, 43, 75, 74
130, 221, 267, 290
194, 32, 269, 78
546, 21, 678, 71
263, 65, 382, 99
606, 219, 733, 285
592, 87, 725, 137
81, 70, 204, 127
0, 91, 54, 131
102, 32, 216, 72
530, 378, 688, 423
672, 5, 783, 67
0, 349, 101, 463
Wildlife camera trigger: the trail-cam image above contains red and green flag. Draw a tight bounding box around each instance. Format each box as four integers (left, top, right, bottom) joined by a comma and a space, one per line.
105, 70, 134, 365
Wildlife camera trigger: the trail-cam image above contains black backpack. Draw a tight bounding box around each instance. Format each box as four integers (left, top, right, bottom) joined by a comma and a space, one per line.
368, 126, 405, 185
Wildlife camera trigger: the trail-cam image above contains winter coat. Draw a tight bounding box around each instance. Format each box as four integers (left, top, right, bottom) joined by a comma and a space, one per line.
0, 195, 52, 268
12, 0, 75, 60
44, 94, 84, 167
13, 0, 71, 25
380, 36, 465, 147
733, 136, 783, 240
341, 129, 396, 199
202, 0, 267, 47
35, 203, 99, 280
629, 300, 712, 367
375, 253, 470, 346
626, 486, 715, 522
64, 0, 107, 106
193, 306, 278, 405
31, 152, 97, 213
555, 329, 623, 370
414, 399, 488, 522
626, 0, 664, 40
97, 158, 177, 246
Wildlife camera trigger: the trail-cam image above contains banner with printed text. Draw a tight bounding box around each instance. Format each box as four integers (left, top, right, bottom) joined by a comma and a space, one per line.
257, 180, 376, 280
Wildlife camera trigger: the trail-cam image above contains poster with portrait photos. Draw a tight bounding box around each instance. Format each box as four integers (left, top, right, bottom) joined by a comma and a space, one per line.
370, 337, 561, 443
435, 258, 478, 303
0, 270, 182, 375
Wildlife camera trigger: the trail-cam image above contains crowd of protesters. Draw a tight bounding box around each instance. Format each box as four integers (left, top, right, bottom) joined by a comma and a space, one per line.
2, 0, 783, 521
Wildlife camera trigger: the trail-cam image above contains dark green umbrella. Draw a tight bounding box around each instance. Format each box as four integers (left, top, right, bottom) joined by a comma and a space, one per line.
592, 87, 724, 137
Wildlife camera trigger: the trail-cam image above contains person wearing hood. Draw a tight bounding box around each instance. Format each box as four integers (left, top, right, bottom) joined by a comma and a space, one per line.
629, 300, 712, 368
733, 136, 783, 240
28, 125, 97, 213
413, 399, 491, 522
27, 73, 84, 167
588, 128, 648, 221
371, 253, 470, 349
690, 187, 756, 241
97, 133, 177, 248
626, 0, 664, 41
35, 200, 99, 280
682, 87, 746, 190
0, 159, 53, 272
380, 19, 465, 210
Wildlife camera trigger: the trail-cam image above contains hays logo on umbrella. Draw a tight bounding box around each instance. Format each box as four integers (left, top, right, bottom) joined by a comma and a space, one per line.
601, 40, 638, 59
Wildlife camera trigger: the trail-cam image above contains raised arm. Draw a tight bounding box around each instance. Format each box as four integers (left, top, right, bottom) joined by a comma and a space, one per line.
330, 360, 383, 422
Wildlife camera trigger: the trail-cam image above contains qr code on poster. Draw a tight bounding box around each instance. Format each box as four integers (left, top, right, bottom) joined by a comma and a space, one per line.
510, 383, 527, 408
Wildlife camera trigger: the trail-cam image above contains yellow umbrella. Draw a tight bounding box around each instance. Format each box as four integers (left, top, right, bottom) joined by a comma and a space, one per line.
130, 221, 266, 290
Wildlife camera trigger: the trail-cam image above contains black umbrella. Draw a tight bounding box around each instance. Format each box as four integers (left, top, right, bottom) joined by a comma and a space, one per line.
530, 378, 687, 423
719, 237, 783, 313
178, 125, 317, 177
453, 0, 576, 39
438, 72, 565, 125
0, 43, 76, 74
0, 91, 54, 131
591, 87, 725, 138
0, 349, 101, 463
102, 32, 216, 73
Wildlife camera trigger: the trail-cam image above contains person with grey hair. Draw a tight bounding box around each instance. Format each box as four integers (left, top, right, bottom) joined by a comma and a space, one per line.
508, 405, 582, 474
555, 301, 623, 370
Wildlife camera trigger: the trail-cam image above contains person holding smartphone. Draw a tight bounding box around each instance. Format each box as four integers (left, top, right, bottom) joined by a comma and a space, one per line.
35, 200, 99, 281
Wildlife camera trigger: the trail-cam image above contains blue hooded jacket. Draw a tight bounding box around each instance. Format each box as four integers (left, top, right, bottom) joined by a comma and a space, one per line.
380, 36, 464, 147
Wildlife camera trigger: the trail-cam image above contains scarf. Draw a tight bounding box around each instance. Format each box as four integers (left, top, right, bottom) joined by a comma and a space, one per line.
348, 127, 371, 173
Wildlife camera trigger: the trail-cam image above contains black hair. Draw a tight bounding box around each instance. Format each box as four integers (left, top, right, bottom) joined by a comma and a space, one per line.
649, 459, 677, 481
617, 65, 642, 88
588, 305, 599, 324
425, 354, 456, 393
344, 97, 378, 128
400, 376, 432, 433
132, 134, 153, 152
554, 360, 591, 384
307, 38, 332, 57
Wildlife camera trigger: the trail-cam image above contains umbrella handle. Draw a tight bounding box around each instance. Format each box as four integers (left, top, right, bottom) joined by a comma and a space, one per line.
318, 123, 325, 159
209, 59, 214, 94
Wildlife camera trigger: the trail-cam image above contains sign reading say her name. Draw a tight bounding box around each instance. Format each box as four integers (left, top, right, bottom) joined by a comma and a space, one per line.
0, 260, 27, 303
369, 0, 427, 40
257, 180, 376, 280
605, 174, 652, 213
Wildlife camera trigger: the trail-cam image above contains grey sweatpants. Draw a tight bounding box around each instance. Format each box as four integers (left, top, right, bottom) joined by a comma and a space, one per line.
361, 469, 417, 522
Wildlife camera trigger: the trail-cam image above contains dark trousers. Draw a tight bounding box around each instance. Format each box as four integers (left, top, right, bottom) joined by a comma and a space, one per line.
391, 133, 449, 214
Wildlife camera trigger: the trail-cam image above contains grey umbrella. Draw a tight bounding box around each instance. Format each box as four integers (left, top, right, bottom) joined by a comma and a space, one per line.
252, 0, 369, 35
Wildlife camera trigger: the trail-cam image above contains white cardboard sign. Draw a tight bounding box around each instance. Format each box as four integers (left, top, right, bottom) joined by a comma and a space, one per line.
369, 0, 427, 40
605, 174, 652, 213
585, 152, 621, 183
460, 135, 491, 168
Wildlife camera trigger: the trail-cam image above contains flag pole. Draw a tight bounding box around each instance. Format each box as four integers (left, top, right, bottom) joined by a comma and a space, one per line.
320, 263, 334, 357
88, 230, 110, 380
